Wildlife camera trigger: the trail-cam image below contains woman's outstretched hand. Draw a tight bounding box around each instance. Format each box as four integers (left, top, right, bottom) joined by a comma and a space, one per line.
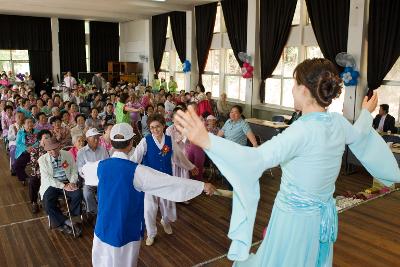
175, 106, 211, 149
362, 91, 378, 113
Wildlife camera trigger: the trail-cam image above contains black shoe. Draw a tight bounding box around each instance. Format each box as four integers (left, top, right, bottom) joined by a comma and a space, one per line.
31, 202, 39, 214
21, 180, 26, 186
11, 171, 16, 176
57, 224, 74, 235
73, 224, 83, 237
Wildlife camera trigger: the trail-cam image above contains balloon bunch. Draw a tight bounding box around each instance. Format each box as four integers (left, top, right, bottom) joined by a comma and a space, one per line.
16, 73, 25, 81
238, 52, 254, 79
340, 67, 359, 86
183, 60, 191, 73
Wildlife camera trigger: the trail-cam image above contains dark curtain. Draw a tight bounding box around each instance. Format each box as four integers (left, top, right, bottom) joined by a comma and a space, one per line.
221, 0, 248, 67
28, 50, 52, 95
59, 19, 86, 76
367, 0, 400, 91
90, 21, 119, 72
259, 0, 297, 102
0, 15, 52, 51
195, 2, 218, 85
169, 11, 186, 63
152, 14, 168, 74
305, 0, 350, 70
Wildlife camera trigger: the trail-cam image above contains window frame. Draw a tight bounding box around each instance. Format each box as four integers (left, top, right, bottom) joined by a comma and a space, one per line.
0, 50, 30, 76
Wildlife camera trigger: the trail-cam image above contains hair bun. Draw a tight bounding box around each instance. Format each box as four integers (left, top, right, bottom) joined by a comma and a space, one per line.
315, 71, 342, 107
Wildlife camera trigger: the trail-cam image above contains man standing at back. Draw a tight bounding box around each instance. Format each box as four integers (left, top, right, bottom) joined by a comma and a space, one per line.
373, 104, 397, 133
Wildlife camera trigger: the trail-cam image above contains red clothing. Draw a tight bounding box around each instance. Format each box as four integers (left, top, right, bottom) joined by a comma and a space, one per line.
197, 100, 213, 117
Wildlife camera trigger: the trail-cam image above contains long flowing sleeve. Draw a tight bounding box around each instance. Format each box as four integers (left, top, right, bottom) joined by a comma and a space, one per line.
172, 142, 195, 170
133, 165, 204, 201
342, 109, 400, 186
131, 138, 147, 164
205, 124, 307, 261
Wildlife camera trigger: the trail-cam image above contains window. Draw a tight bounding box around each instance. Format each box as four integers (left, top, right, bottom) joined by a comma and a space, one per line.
175, 54, 185, 91
85, 45, 90, 72
213, 4, 221, 33
203, 49, 220, 96
166, 17, 172, 38
225, 49, 246, 101
265, 47, 299, 107
306, 46, 323, 59
85, 21, 90, 72
0, 50, 30, 76
159, 52, 170, 83
372, 57, 400, 121
292, 0, 301, 25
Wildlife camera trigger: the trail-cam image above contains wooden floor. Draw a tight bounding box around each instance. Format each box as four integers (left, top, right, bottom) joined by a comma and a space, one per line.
0, 144, 399, 267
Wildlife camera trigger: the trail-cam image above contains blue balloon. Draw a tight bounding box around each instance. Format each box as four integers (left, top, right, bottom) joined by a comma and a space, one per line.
183, 60, 191, 73
340, 67, 359, 86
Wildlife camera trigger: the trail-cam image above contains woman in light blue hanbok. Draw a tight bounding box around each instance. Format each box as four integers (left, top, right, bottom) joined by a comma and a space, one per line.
175, 58, 400, 267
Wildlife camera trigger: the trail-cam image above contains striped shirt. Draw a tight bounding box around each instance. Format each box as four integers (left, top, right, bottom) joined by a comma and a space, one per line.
50, 156, 68, 182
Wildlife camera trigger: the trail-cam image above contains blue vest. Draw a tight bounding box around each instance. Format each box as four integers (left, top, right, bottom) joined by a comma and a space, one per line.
95, 158, 145, 247
142, 135, 173, 175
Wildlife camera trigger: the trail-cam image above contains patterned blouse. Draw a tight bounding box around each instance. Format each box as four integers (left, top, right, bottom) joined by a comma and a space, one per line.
30, 146, 46, 177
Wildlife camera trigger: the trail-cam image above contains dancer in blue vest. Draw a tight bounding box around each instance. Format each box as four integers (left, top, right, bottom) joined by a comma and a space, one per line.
132, 113, 198, 246
83, 122, 215, 267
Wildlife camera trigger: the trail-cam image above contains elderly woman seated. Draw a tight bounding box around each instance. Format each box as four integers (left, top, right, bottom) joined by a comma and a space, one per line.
29, 129, 52, 213
14, 117, 39, 185
50, 115, 72, 147
69, 135, 85, 162
38, 137, 82, 236
218, 105, 258, 147
70, 113, 87, 141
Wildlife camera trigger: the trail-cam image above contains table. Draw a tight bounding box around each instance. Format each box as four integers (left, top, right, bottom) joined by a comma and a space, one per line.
345, 145, 400, 172
246, 118, 289, 143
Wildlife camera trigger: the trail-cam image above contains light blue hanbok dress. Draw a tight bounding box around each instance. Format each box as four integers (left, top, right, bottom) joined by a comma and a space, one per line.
205, 109, 400, 267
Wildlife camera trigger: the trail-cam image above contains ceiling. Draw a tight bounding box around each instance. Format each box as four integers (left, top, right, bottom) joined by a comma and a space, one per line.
0, 0, 214, 22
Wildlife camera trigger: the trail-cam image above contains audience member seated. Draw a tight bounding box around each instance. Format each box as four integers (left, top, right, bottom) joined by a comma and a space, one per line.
99, 123, 113, 151
70, 114, 87, 141
217, 92, 230, 123
1, 105, 14, 143
35, 112, 52, 131
373, 104, 397, 133
8, 111, 25, 175
29, 129, 52, 213
41, 98, 53, 116
14, 117, 39, 185
69, 135, 85, 162
141, 105, 154, 137
206, 115, 219, 135
217, 105, 258, 147
50, 116, 72, 147
99, 102, 116, 126
17, 98, 32, 118
60, 110, 74, 129
48, 107, 61, 123
39, 137, 82, 236
77, 128, 109, 225
85, 108, 102, 130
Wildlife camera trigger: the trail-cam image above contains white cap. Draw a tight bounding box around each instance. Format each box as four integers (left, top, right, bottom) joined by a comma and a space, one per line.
206, 115, 217, 121
86, 128, 101, 138
110, 123, 135, 141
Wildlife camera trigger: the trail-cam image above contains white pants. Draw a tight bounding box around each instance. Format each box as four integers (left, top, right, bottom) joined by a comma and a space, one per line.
144, 193, 177, 238
92, 235, 141, 267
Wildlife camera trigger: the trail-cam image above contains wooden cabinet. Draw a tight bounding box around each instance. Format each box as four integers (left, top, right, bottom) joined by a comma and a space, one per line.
107, 61, 143, 84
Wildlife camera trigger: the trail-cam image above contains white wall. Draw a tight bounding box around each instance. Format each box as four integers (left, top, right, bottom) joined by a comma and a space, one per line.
120, 19, 150, 83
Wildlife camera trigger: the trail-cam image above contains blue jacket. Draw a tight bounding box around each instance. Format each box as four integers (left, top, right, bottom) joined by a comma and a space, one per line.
15, 129, 39, 159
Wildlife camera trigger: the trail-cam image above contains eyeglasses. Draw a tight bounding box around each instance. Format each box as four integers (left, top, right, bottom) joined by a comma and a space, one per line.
150, 125, 163, 130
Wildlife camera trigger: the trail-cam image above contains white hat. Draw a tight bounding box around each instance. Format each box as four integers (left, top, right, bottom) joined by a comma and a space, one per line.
86, 128, 101, 138
110, 123, 135, 141
206, 115, 217, 121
